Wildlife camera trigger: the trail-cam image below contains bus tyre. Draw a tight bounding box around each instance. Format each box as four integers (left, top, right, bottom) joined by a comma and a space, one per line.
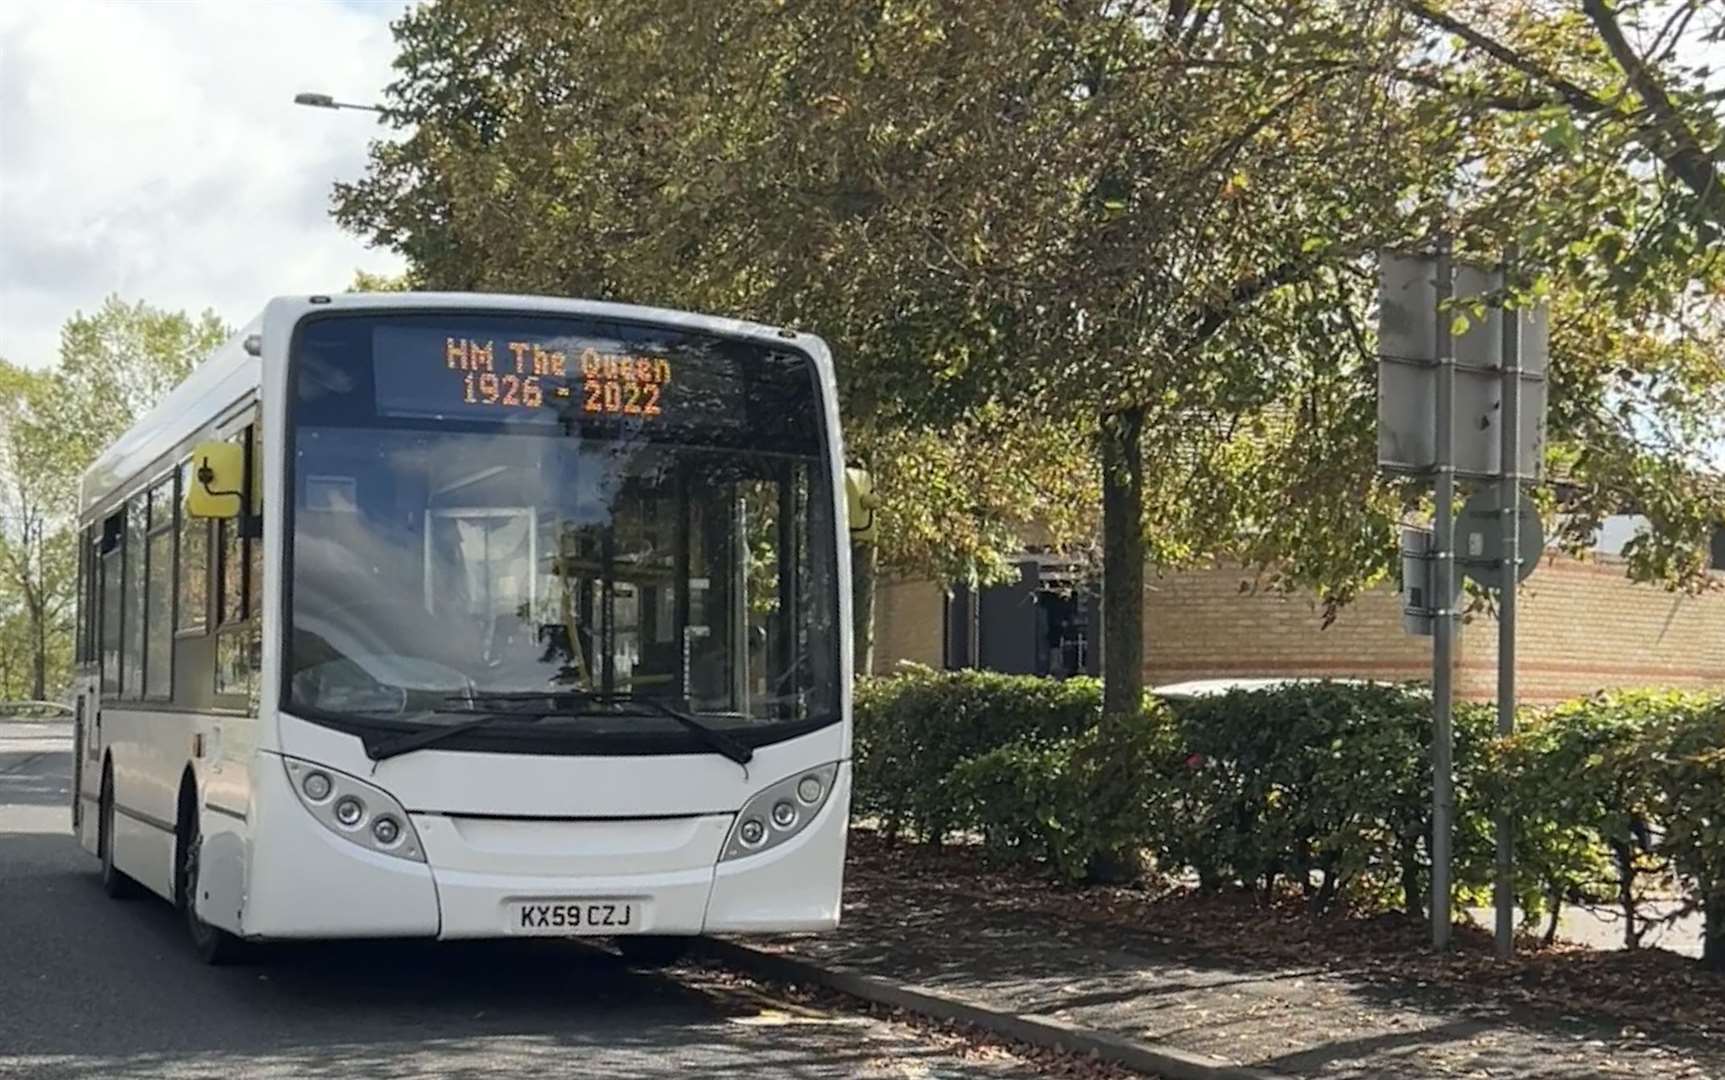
98, 768, 139, 900
616, 935, 690, 968
176, 796, 249, 965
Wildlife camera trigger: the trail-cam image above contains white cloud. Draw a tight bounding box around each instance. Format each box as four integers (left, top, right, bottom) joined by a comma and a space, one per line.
0, 0, 408, 368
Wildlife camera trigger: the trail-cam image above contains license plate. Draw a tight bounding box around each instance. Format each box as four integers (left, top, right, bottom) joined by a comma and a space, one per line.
506, 899, 641, 936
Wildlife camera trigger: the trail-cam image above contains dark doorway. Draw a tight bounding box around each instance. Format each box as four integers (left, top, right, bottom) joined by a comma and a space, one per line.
943, 557, 1099, 679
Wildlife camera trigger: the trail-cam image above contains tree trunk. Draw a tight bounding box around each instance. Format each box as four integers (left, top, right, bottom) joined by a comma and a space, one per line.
1085, 407, 1147, 886
30, 597, 46, 701
1542, 884, 1562, 947
1100, 407, 1145, 719
1612, 841, 1641, 949
852, 537, 878, 677
1400, 838, 1425, 919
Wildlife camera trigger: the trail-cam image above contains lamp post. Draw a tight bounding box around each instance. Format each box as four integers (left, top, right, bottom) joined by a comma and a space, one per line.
293, 91, 385, 115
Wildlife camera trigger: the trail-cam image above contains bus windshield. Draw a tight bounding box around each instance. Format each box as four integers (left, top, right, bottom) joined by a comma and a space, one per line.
285, 312, 840, 751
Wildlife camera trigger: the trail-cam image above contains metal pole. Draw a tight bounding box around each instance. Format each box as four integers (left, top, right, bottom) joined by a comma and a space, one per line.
1495, 247, 1522, 960
1432, 240, 1456, 951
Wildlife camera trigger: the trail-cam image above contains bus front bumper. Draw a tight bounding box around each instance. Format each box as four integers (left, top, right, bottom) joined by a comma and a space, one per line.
421, 763, 849, 939
243, 755, 849, 940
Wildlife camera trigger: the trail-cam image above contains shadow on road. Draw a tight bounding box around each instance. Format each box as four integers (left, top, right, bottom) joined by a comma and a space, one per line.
0, 724, 1037, 1080
0, 832, 924, 1080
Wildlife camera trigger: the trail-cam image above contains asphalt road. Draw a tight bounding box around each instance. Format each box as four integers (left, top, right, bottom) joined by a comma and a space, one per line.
0, 721, 1039, 1080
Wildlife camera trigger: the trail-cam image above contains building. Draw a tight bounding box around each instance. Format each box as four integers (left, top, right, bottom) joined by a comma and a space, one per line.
872, 523, 1725, 703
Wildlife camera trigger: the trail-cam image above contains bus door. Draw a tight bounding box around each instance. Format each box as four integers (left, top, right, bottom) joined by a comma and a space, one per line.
72, 523, 111, 844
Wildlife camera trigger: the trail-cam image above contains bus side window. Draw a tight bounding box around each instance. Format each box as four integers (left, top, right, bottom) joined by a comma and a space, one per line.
217, 425, 255, 627
247, 420, 262, 620
121, 495, 146, 700
86, 526, 100, 666
74, 526, 90, 667
143, 476, 176, 701
178, 459, 210, 635
215, 423, 261, 702
98, 513, 123, 697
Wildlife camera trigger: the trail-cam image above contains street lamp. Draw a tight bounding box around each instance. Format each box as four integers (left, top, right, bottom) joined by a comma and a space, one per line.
293, 91, 385, 115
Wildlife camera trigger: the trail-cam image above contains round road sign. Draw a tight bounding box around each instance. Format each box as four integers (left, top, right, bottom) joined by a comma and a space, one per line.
1456, 487, 1543, 589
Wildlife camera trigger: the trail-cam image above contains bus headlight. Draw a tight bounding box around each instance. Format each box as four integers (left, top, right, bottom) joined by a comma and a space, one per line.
334, 797, 365, 827
720, 763, 838, 862
283, 757, 425, 862
302, 771, 333, 801
372, 816, 402, 846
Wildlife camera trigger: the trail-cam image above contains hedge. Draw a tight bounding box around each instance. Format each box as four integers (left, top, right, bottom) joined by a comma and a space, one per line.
853, 669, 1725, 967
1151, 682, 1496, 917
1495, 690, 1725, 959
853, 665, 1107, 842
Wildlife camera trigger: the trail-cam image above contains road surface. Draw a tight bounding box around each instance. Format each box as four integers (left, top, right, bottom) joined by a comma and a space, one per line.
0, 720, 1040, 1079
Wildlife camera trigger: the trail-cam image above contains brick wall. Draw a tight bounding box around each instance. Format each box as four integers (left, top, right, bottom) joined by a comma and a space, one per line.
1458, 555, 1725, 702
1143, 567, 1433, 687
872, 577, 944, 674
870, 557, 1725, 702
1145, 557, 1725, 702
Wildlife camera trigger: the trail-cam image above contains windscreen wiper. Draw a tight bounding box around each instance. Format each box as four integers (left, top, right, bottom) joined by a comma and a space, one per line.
366, 690, 756, 768
448, 689, 755, 768
366, 710, 552, 762
444, 690, 588, 712
602, 695, 754, 768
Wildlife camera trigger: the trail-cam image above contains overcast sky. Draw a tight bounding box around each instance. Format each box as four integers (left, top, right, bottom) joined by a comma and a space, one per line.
0, 0, 408, 370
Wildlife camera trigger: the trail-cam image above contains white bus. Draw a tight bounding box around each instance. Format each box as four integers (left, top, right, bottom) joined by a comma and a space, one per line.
70, 293, 854, 964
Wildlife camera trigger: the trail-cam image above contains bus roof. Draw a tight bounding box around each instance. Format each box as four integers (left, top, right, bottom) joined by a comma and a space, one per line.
77, 292, 831, 521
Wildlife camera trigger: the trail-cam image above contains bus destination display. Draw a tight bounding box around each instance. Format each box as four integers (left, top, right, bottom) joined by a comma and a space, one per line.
446, 337, 672, 417
371, 324, 675, 423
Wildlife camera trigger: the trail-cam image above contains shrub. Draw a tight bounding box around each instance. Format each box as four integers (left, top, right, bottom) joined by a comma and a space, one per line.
948, 706, 1177, 880
1647, 699, 1725, 968
1490, 691, 1699, 947
853, 665, 1105, 842
1153, 682, 1494, 915
852, 666, 1725, 957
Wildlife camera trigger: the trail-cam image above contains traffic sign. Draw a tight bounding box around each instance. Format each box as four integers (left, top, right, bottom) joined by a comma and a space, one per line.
1399, 525, 1459, 636
1376, 245, 1546, 957
1377, 254, 1548, 479
1456, 487, 1542, 588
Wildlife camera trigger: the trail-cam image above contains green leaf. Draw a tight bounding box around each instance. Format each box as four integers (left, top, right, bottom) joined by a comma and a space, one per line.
1540, 116, 1581, 153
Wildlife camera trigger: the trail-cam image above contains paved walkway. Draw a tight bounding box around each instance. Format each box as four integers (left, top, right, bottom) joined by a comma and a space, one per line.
739, 857, 1724, 1079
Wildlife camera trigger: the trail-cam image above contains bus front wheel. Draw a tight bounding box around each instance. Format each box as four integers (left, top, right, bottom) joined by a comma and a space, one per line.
176, 790, 250, 965
98, 767, 140, 900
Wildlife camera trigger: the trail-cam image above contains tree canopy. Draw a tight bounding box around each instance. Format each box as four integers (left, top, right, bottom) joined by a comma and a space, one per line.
334, 0, 1725, 697
0, 297, 228, 699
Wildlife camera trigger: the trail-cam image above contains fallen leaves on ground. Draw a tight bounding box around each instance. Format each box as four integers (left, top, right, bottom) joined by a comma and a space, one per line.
843, 830, 1725, 1038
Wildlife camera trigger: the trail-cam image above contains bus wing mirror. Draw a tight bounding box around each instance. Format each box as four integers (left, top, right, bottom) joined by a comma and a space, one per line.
185, 442, 245, 520
845, 467, 876, 543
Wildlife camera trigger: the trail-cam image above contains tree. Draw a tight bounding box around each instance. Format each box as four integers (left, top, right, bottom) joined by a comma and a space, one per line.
32, 297, 229, 475
348, 269, 413, 292
334, 0, 1111, 666
1380, 0, 1725, 585
0, 609, 38, 699
0, 360, 77, 702
1398, 0, 1725, 237
334, 0, 1725, 724
0, 297, 228, 700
